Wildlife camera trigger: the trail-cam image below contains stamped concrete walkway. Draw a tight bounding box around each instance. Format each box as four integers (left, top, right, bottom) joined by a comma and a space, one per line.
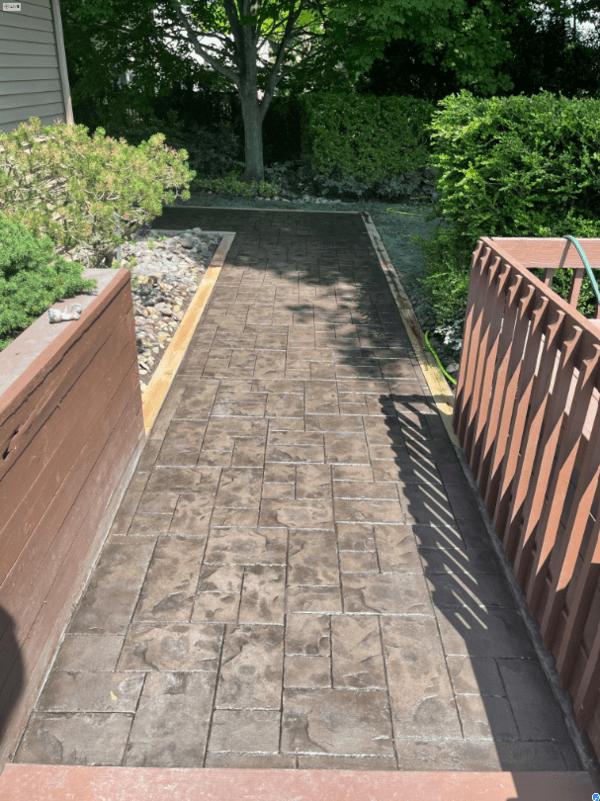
13, 209, 584, 772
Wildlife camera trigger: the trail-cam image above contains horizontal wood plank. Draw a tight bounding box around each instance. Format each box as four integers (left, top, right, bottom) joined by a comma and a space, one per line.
0, 102, 64, 126
0, 38, 56, 55
0, 309, 137, 585
0, 364, 140, 650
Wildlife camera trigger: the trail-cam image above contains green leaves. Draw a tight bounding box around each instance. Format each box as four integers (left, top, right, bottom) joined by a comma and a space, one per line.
299, 93, 434, 184
0, 117, 195, 270
0, 215, 98, 351
192, 175, 280, 197
321, 0, 517, 95
418, 90, 600, 334
429, 90, 600, 244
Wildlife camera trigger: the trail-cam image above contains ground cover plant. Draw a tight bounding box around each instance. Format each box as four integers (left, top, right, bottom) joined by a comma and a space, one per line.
0, 215, 97, 351
191, 158, 436, 204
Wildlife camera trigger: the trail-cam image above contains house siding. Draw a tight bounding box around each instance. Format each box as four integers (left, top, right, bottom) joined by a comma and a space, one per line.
0, 0, 72, 133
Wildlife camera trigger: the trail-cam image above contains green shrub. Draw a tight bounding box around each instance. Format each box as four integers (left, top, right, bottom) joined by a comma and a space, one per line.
192, 175, 280, 198
416, 222, 472, 331
178, 122, 241, 180
309, 167, 430, 202
0, 117, 196, 269
418, 90, 600, 344
88, 102, 243, 181
299, 93, 434, 184
0, 215, 97, 351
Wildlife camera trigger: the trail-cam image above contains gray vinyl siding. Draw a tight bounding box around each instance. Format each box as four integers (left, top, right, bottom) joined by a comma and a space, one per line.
0, 0, 69, 133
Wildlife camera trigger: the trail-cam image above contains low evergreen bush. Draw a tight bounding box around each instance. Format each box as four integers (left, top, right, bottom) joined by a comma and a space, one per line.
417, 90, 600, 354
0, 215, 97, 351
308, 166, 431, 202
0, 117, 196, 269
192, 174, 280, 198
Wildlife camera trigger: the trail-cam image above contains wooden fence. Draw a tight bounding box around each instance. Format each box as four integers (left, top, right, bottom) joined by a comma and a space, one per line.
453, 236, 600, 760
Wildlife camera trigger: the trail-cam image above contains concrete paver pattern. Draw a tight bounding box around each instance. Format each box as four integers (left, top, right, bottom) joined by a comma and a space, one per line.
14, 209, 583, 772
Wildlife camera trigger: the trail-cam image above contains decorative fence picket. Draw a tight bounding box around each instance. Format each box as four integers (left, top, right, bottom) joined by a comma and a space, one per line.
453, 237, 600, 759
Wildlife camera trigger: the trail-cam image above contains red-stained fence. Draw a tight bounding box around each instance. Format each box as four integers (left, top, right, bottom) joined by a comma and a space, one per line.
453, 237, 600, 760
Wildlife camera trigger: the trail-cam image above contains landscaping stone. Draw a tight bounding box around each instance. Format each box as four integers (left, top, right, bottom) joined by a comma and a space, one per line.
113, 226, 223, 389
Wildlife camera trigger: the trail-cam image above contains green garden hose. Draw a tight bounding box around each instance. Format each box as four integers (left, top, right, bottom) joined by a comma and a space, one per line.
386, 208, 419, 216
562, 235, 600, 308
425, 331, 457, 386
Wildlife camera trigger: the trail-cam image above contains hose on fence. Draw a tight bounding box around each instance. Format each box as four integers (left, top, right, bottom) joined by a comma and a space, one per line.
425, 331, 457, 386
562, 235, 600, 309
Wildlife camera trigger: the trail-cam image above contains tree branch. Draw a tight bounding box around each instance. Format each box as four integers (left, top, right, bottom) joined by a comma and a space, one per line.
168, 1, 240, 85
260, 0, 304, 120
260, 7, 327, 65
223, 0, 246, 64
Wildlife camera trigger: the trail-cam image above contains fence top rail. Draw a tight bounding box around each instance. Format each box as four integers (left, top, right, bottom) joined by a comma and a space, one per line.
489, 237, 600, 270
481, 236, 600, 339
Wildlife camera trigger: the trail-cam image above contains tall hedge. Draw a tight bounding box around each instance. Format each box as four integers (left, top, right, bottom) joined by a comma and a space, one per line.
419, 90, 600, 334
299, 93, 434, 183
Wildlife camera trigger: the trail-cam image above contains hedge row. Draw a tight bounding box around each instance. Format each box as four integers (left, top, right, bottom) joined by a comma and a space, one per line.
418, 90, 600, 350
298, 93, 434, 183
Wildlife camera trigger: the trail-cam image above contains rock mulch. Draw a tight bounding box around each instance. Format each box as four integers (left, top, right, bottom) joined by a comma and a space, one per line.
202, 192, 346, 204
118, 225, 222, 392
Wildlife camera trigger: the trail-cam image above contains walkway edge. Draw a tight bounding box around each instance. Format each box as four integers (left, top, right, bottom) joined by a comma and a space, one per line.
360, 212, 457, 446
141, 232, 236, 436
0, 765, 594, 800
362, 210, 600, 785
167, 203, 360, 214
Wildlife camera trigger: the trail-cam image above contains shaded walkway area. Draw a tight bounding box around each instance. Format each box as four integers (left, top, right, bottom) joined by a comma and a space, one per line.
13, 209, 583, 771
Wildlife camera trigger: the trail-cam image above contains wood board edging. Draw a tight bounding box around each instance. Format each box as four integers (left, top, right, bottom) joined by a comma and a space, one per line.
140, 231, 235, 436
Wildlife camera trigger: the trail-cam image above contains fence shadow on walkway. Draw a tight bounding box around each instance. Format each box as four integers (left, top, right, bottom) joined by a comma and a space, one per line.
266, 216, 581, 772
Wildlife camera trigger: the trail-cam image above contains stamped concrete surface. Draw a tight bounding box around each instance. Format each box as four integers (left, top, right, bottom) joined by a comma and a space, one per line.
13, 209, 584, 772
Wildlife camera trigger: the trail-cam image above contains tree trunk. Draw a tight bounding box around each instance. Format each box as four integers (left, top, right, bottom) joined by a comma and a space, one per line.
239, 88, 265, 183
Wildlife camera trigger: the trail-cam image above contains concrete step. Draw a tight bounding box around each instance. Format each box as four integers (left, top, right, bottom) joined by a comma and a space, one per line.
0, 765, 596, 801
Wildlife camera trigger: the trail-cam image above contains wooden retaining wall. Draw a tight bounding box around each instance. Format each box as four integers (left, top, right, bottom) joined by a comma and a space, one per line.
453, 237, 600, 762
0, 268, 145, 767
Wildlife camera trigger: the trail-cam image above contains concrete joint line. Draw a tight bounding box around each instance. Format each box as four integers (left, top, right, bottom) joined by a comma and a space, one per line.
361, 210, 600, 785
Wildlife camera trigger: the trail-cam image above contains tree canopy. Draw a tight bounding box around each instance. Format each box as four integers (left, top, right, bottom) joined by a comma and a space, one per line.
59, 0, 600, 181
62, 0, 554, 105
